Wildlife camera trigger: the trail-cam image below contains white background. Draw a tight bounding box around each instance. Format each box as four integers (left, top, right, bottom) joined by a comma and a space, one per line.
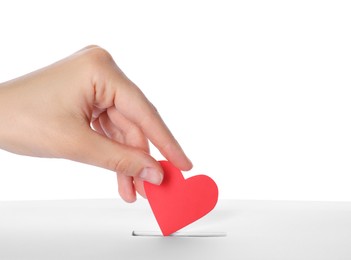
0, 0, 350, 201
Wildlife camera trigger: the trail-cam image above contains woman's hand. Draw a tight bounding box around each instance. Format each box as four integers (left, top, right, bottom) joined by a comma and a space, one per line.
0, 45, 192, 202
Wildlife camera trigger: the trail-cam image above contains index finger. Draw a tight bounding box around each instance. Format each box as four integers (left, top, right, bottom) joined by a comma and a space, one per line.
114, 82, 193, 171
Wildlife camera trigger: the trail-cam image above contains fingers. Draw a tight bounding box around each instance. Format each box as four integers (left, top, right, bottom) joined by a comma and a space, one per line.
91, 118, 105, 135
74, 128, 163, 184
96, 110, 148, 200
79, 47, 192, 200
94, 113, 135, 202
114, 84, 193, 171
133, 178, 146, 198
84, 46, 192, 171
117, 173, 136, 203
105, 107, 149, 198
106, 107, 149, 153
74, 119, 162, 202
98, 112, 125, 144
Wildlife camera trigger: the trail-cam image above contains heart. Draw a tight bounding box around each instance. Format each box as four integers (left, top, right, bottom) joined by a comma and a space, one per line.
144, 160, 218, 236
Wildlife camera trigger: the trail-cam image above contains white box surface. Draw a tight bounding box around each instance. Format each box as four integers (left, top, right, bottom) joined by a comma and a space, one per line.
1, 199, 351, 259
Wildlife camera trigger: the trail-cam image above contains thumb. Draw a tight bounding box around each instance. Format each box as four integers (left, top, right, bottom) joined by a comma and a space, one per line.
66, 128, 164, 185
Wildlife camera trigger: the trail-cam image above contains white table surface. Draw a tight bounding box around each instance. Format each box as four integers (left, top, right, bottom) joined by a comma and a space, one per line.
1, 199, 351, 260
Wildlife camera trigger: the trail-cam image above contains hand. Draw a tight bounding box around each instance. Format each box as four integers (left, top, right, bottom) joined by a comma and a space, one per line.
0, 45, 192, 202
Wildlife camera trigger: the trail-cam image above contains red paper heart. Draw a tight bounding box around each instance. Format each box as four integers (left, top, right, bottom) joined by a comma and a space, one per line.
144, 160, 218, 236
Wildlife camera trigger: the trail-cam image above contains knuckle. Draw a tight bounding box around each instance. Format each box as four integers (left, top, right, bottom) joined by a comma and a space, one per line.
82, 44, 101, 50
81, 46, 114, 68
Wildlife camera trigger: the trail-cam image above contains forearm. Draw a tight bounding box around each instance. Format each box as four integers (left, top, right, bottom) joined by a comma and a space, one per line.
0, 78, 50, 156
0, 83, 11, 151
0, 81, 25, 154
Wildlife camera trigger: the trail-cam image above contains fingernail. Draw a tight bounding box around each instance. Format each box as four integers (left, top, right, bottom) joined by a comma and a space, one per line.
139, 168, 163, 185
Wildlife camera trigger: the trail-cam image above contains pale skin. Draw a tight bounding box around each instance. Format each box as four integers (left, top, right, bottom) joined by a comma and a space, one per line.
0, 45, 192, 202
